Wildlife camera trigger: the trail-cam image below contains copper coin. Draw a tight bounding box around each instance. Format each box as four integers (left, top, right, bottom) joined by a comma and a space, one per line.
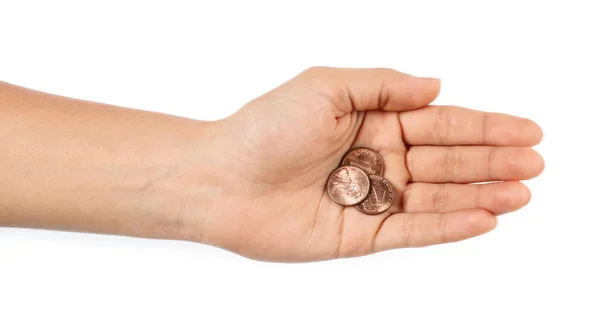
327, 166, 370, 206
356, 175, 395, 215
341, 148, 384, 176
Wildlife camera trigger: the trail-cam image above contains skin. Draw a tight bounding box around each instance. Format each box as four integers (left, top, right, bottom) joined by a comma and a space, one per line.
0, 67, 544, 262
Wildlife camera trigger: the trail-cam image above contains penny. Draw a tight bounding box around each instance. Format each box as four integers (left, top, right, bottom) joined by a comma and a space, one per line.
327, 166, 371, 206
355, 175, 395, 215
341, 147, 384, 176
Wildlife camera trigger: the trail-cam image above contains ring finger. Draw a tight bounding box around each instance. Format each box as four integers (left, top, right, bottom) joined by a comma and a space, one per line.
402, 181, 531, 214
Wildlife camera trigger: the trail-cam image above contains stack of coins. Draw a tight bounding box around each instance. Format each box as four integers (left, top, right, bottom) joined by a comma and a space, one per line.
326, 148, 395, 215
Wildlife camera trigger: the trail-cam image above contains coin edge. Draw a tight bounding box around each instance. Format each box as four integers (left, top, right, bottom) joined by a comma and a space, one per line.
340, 147, 385, 176
355, 174, 395, 215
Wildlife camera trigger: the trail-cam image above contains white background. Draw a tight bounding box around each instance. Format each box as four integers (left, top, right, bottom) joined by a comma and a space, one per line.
1, 1, 598, 322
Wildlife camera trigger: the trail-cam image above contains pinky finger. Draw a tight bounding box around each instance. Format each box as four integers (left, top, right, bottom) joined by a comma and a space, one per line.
373, 209, 496, 253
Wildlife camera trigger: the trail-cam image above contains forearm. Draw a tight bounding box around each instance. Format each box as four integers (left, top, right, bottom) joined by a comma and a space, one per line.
0, 81, 218, 240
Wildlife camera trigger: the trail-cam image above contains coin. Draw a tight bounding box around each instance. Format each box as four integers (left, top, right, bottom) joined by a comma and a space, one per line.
341, 147, 384, 176
327, 166, 370, 206
355, 175, 395, 215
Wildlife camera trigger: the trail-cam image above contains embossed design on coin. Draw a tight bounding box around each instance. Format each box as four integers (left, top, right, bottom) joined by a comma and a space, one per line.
327, 166, 370, 206
356, 175, 395, 215
341, 148, 384, 176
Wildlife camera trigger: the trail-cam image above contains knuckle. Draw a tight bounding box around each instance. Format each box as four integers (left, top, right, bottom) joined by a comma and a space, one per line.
481, 112, 490, 144
433, 184, 451, 212
401, 214, 417, 247
437, 213, 448, 244
406, 148, 416, 180
443, 147, 460, 182
434, 106, 452, 144
298, 66, 341, 100
474, 184, 483, 208
485, 147, 495, 179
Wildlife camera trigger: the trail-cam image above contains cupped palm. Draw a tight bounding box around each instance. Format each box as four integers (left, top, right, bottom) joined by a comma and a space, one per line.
208, 67, 543, 262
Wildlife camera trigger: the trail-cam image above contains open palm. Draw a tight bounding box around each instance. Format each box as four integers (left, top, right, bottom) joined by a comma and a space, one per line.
205, 67, 543, 262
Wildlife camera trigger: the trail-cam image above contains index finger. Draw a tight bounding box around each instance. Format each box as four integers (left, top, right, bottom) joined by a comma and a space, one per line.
399, 105, 543, 146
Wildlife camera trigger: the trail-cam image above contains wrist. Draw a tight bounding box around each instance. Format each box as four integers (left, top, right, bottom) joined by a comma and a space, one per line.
146, 118, 226, 243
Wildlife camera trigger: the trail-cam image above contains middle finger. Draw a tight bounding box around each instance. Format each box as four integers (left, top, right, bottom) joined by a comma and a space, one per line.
407, 146, 544, 183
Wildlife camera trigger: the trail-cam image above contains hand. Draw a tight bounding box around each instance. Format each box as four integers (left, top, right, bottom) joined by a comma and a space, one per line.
194, 67, 544, 262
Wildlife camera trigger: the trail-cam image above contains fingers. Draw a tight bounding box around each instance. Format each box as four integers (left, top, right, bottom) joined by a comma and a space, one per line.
407, 146, 544, 183
298, 67, 441, 114
402, 182, 531, 214
373, 209, 496, 252
399, 105, 543, 146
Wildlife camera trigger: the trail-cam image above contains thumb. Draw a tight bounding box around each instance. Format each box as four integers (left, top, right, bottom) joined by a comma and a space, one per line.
298, 66, 441, 114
